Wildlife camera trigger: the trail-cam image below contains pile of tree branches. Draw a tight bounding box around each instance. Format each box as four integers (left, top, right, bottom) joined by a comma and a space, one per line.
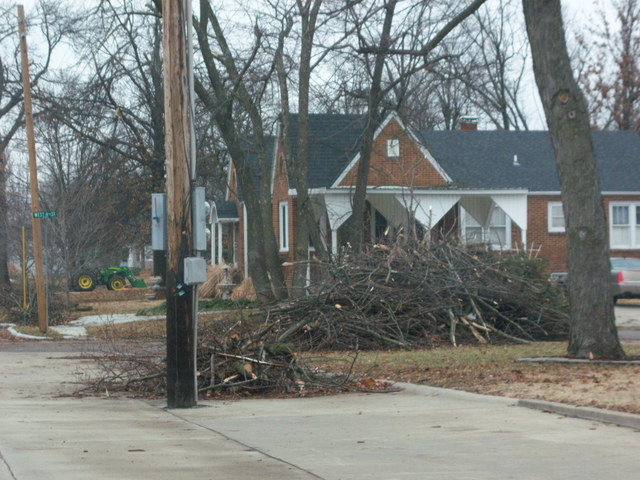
195, 317, 360, 398
78, 316, 365, 398
78, 239, 568, 397
265, 240, 569, 351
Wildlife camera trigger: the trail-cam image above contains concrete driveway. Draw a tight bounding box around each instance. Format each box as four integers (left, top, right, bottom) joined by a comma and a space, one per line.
0, 350, 639, 480
615, 303, 640, 327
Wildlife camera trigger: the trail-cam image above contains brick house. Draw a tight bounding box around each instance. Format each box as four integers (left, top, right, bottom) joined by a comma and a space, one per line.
212, 112, 640, 281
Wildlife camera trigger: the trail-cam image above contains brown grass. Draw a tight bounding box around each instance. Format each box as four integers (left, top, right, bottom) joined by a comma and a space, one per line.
83, 309, 253, 338
309, 343, 640, 414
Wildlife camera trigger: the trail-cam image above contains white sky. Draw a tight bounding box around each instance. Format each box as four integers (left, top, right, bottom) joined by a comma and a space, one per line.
12, 0, 617, 131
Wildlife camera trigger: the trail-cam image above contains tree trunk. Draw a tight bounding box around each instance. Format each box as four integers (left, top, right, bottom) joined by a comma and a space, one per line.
523, 0, 625, 359
279, 1, 331, 297
193, 2, 286, 302
347, 0, 397, 253
0, 150, 9, 284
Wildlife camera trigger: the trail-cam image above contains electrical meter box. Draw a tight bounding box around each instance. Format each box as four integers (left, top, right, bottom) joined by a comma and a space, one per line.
184, 256, 207, 285
151, 193, 167, 251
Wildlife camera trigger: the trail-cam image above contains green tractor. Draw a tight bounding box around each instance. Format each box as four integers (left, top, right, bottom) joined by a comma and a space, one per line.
72, 267, 147, 292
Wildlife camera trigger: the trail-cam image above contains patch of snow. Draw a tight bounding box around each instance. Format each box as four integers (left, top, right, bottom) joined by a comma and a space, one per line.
49, 325, 88, 338
70, 314, 165, 326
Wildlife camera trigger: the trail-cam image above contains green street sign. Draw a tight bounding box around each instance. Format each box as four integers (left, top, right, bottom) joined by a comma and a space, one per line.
32, 210, 58, 219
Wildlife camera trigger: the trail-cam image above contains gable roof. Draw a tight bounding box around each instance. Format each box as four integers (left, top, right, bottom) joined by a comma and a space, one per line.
416, 130, 640, 192
283, 112, 640, 192
287, 114, 367, 189
212, 200, 238, 221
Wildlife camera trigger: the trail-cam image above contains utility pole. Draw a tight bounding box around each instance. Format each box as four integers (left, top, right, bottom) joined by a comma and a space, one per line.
162, 0, 197, 408
18, 5, 47, 333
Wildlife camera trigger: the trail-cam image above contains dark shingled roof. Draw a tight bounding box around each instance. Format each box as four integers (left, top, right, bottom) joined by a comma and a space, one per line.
213, 200, 238, 220
287, 114, 367, 189
235, 136, 276, 201
416, 130, 640, 192
282, 113, 640, 191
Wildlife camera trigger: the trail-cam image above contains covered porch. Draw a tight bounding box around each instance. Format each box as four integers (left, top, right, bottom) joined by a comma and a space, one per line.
319, 188, 529, 254
210, 200, 240, 266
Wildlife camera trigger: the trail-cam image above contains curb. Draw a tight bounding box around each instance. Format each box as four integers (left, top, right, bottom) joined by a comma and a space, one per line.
518, 398, 640, 430
0, 323, 52, 341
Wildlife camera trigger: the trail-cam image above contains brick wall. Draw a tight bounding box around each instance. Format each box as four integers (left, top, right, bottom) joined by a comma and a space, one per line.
271, 144, 295, 285
339, 118, 448, 188
527, 196, 567, 272
527, 195, 640, 272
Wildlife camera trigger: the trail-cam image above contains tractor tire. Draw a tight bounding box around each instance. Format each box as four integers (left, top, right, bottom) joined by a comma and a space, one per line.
73, 272, 96, 292
108, 275, 126, 291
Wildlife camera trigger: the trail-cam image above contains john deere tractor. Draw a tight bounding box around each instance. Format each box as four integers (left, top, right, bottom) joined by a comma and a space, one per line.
72, 267, 147, 292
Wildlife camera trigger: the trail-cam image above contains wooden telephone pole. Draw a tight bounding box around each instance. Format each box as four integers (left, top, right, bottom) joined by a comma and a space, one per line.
18, 5, 47, 333
162, 0, 197, 408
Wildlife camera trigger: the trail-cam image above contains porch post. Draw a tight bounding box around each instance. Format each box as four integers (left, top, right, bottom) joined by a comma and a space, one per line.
243, 204, 249, 278
211, 221, 216, 264
217, 223, 223, 264
232, 224, 237, 265
331, 229, 338, 255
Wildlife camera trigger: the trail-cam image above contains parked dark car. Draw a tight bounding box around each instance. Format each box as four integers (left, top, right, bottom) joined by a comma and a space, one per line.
610, 257, 640, 302
550, 257, 640, 302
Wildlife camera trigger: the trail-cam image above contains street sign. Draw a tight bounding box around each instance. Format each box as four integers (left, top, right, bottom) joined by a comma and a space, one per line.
32, 210, 58, 219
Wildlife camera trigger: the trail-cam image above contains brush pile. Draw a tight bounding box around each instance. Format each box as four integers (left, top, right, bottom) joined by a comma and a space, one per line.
264, 240, 569, 351
78, 239, 569, 398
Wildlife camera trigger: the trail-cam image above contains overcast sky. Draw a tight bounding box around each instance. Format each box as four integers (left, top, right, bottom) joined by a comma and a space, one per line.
13, 0, 618, 131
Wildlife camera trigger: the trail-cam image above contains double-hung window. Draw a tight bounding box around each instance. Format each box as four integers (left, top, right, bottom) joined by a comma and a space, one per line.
461, 206, 511, 250
610, 203, 640, 249
548, 202, 565, 232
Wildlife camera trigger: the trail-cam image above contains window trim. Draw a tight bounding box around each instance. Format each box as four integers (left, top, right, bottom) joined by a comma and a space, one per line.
609, 202, 639, 249
279, 201, 289, 252
547, 201, 565, 233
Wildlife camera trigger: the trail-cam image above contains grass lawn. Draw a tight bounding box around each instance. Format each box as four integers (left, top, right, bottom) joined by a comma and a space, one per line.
309, 343, 640, 414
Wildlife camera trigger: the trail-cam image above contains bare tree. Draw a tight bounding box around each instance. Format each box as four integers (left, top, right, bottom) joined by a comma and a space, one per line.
36, 110, 137, 282
345, 0, 488, 252
523, 0, 624, 359
275, 0, 353, 294
454, 0, 529, 130
577, 0, 640, 131
54, 0, 168, 277
192, 0, 288, 301
0, 0, 82, 284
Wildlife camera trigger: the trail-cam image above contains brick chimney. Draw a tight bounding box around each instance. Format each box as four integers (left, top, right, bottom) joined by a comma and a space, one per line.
459, 115, 479, 131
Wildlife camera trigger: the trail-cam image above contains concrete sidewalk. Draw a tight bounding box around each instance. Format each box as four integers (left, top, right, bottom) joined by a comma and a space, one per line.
0, 351, 639, 479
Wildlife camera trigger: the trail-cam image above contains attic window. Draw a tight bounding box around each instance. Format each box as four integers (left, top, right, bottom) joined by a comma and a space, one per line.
387, 138, 400, 157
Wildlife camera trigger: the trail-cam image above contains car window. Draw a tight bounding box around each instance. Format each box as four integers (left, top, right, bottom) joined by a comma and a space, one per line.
611, 257, 640, 270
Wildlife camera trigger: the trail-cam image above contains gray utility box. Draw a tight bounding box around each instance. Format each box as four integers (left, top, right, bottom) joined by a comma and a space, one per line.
151, 193, 167, 251
192, 186, 207, 252
184, 256, 207, 285
152, 189, 207, 252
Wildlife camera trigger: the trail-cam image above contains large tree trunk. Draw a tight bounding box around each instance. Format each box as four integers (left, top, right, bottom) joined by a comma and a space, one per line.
523, 0, 625, 359
279, 1, 331, 297
193, 1, 287, 302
